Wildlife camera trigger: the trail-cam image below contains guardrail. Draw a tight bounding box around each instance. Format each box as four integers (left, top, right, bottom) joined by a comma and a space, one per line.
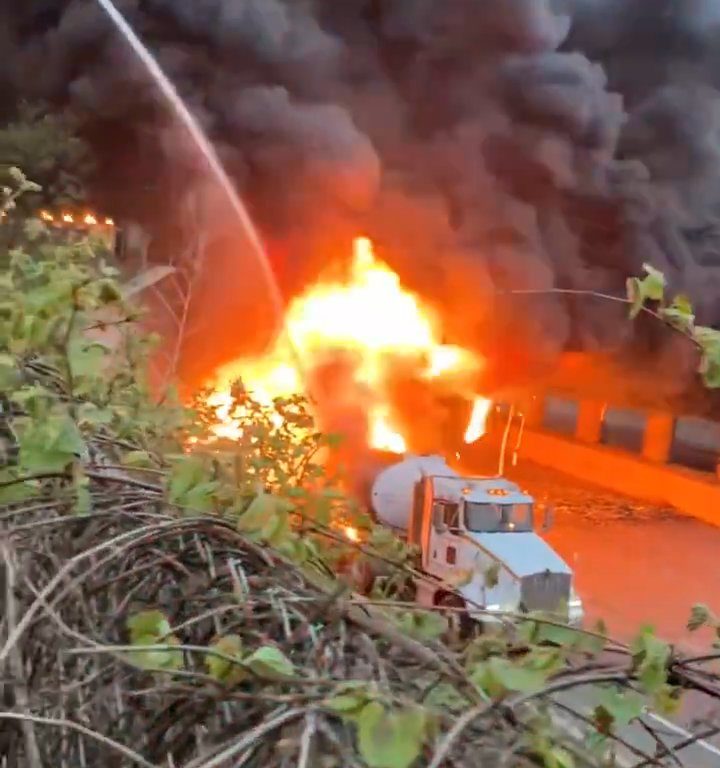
479, 395, 720, 526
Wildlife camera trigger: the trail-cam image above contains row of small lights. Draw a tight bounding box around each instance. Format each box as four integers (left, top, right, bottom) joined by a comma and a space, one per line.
39, 210, 114, 227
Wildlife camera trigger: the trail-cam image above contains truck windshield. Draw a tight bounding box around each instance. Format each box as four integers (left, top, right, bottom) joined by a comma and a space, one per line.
464, 502, 533, 533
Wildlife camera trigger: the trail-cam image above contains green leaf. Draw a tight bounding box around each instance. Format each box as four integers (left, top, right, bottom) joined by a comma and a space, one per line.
357, 702, 427, 768
0, 353, 19, 389
640, 264, 666, 300
660, 294, 694, 333
236, 492, 281, 539
423, 683, 469, 713
626, 264, 666, 319
127, 634, 183, 671
54, 418, 86, 454
127, 610, 172, 643
24, 280, 72, 313
469, 656, 550, 699
19, 416, 84, 473
0, 472, 40, 504
180, 481, 221, 513
484, 656, 549, 695
68, 338, 109, 378
692, 326, 720, 387
245, 645, 294, 680
167, 456, 219, 511
585, 731, 610, 759
205, 634, 245, 685
653, 684, 682, 716
544, 746, 575, 768
688, 604, 714, 632
693, 325, 720, 351
121, 450, 155, 468
595, 687, 645, 729
631, 627, 670, 695
77, 403, 114, 427
168, 456, 207, 498
325, 691, 371, 720
522, 618, 581, 648
395, 610, 448, 641
126, 610, 183, 672
702, 358, 720, 389
73, 463, 91, 515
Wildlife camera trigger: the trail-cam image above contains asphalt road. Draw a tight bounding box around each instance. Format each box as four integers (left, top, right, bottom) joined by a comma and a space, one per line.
459, 454, 720, 765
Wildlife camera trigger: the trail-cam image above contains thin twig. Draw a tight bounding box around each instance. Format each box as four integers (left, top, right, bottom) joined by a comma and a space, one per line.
182, 708, 306, 768
297, 711, 317, 768
427, 703, 493, 768
1, 542, 43, 768
0, 712, 158, 768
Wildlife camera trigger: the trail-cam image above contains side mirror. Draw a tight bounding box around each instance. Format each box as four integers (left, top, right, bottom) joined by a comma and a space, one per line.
541, 504, 554, 532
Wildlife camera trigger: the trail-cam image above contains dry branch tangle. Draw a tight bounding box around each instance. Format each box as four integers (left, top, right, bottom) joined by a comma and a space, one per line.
0, 488, 719, 768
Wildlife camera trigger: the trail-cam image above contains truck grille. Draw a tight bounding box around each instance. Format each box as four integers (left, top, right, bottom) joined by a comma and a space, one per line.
520, 571, 571, 613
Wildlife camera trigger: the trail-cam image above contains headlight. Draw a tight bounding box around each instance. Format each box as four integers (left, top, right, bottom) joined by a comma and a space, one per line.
568, 587, 582, 609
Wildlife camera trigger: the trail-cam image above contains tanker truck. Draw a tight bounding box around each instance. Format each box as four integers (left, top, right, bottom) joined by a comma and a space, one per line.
369, 455, 583, 628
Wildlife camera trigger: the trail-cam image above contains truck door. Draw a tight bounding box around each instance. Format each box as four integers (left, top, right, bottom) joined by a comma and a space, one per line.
428, 501, 462, 576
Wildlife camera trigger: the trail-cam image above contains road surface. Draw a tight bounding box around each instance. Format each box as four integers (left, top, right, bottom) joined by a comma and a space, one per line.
460, 453, 720, 764
491, 460, 720, 652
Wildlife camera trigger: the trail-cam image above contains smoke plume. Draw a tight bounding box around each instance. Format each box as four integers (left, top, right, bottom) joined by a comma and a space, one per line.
4, 0, 720, 412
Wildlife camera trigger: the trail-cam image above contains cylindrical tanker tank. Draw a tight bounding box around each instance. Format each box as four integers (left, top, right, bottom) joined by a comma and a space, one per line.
370, 454, 459, 531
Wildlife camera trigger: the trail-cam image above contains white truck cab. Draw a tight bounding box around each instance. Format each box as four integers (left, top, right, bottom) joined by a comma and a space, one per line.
370, 455, 583, 626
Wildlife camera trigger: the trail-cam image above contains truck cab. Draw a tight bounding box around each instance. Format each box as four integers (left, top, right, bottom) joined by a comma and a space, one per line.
370, 456, 583, 627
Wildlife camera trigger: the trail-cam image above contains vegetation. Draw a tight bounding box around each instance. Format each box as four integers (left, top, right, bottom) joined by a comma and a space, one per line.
0, 104, 94, 213
627, 263, 720, 388
1, 172, 720, 768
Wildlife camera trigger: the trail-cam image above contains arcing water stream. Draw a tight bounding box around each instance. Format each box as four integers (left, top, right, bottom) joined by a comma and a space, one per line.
93, 0, 303, 375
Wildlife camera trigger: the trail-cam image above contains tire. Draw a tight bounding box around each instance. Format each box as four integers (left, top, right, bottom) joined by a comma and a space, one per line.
436, 593, 475, 639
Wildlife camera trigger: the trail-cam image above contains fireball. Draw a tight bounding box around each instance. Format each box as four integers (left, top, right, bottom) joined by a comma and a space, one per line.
206, 237, 490, 452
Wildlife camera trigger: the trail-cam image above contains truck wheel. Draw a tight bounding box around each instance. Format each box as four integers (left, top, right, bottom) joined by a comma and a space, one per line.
437, 593, 474, 639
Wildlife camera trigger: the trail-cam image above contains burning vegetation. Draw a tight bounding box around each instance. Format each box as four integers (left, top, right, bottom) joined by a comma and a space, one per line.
203, 236, 491, 456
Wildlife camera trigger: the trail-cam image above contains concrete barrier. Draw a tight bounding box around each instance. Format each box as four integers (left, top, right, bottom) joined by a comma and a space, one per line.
516, 428, 720, 527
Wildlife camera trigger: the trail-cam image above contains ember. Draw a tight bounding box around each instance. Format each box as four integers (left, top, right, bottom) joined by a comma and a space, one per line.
206, 237, 491, 453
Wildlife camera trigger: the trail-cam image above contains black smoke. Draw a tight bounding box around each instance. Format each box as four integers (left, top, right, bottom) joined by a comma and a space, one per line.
3, 0, 720, 410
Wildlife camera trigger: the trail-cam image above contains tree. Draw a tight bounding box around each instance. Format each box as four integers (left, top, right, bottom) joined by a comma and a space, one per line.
0, 102, 94, 213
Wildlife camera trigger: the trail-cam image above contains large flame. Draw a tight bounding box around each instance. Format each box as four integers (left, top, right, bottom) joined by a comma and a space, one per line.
207, 237, 491, 452
464, 397, 493, 444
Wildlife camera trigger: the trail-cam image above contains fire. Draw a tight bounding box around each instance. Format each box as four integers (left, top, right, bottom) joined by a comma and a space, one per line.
464, 397, 493, 444
344, 526, 360, 543
370, 406, 407, 454
208, 237, 490, 452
